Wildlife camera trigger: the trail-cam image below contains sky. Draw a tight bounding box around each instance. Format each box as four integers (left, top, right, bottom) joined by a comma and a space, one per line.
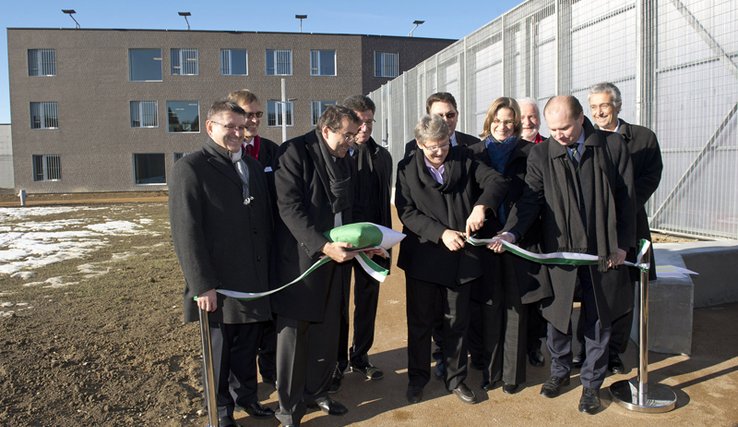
0, 0, 523, 124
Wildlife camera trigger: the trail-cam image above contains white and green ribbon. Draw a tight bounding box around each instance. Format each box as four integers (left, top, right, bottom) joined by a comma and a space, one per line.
203, 223, 404, 301
466, 236, 651, 271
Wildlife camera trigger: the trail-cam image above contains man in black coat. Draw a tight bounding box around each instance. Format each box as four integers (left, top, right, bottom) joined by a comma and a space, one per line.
572, 82, 663, 373
491, 96, 635, 414
403, 92, 481, 158
272, 105, 361, 426
227, 89, 281, 387
169, 100, 275, 426
332, 95, 393, 391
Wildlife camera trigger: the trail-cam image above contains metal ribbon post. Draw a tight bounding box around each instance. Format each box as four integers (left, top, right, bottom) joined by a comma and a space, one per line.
610, 246, 677, 412
198, 308, 219, 427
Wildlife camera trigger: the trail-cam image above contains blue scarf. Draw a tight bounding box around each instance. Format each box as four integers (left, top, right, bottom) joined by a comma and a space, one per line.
484, 135, 518, 174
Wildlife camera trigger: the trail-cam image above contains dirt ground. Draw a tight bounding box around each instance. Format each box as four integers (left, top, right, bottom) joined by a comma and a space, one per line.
0, 194, 735, 426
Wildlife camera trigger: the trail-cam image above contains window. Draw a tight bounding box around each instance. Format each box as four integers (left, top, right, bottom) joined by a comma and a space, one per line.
374, 51, 399, 78
166, 101, 200, 133
173, 152, 189, 162
310, 100, 336, 125
129, 48, 162, 81
28, 49, 56, 76
133, 153, 166, 185
32, 155, 62, 181
171, 48, 199, 75
267, 100, 294, 127
30, 102, 58, 129
130, 101, 158, 128
266, 49, 292, 75
221, 49, 248, 76
310, 50, 336, 76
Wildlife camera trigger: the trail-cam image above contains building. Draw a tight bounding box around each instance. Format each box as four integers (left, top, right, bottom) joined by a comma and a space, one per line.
7, 28, 452, 193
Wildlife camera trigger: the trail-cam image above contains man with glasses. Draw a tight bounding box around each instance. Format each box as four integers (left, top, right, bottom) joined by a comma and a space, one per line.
169, 100, 275, 426
227, 89, 280, 389
330, 95, 393, 393
403, 92, 481, 158
272, 105, 361, 427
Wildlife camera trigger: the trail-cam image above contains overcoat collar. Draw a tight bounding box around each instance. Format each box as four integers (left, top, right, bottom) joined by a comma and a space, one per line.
304, 129, 333, 202
203, 138, 242, 189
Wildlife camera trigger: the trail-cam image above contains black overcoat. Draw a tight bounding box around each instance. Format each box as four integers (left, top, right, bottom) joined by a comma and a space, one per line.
504, 122, 636, 332
395, 146, 508, 288
169, 139, 273, 324
272, 130, 353, 322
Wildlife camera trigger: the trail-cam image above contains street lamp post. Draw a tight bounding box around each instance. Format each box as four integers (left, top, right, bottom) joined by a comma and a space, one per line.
178, 12, 192, 31
61, 9, 80, 29
408, 20, 425, 37
295, 14, 308, 33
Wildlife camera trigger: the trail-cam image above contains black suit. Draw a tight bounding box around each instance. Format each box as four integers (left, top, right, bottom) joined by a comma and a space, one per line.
337, 137, 393, 371
169, 138, 272, 418
403, 130, 480, 158
272, 129, 353, 426
395, 146, 507, 391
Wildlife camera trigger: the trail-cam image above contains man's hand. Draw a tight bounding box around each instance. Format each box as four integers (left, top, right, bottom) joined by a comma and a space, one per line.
441, 229, 466, 251
322, 241, 356, 263
197, 288, 218, 312
487, 231, 516, 253
607, 248, 627, 269
465, 205, 487, 238
361, 248, 388, 259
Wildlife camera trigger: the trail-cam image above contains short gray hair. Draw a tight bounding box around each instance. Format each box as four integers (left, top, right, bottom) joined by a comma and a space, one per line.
414, 114, 449, 144
517, 97, 540, 113
588, 82, 622, 109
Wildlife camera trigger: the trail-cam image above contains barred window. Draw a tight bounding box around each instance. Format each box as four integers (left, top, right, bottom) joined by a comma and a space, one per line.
221, 49, 248, 76
266, 49, 292, 75
310, 100, 336, 125
30, 102, 59, 129
267, 100, 294, 127
32, 155, 62, 181
28, 49, 56, 76
171, 48, 199, 75
130, 101, 158, 128
374, 52, 399, 78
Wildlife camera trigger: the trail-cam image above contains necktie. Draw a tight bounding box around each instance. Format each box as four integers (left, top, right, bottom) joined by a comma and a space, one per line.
234, 158, 253, 205
244, 143, 255, 159
568, 144, 581, 167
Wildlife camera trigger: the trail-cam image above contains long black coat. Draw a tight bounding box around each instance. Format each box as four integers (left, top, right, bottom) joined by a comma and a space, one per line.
395, 146, 508, 288
272, 130, 353, 322
403, 131, 480, 158
169, 139, 273, 324
470, 139, 552, 305
504, 122, 636, 332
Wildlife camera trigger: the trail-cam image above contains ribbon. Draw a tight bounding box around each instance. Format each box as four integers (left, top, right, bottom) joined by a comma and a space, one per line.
466, 236, 651, 272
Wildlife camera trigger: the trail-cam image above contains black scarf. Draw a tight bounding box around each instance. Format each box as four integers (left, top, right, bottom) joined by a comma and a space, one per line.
315, 129, 352, 214
413, 146, 469, 232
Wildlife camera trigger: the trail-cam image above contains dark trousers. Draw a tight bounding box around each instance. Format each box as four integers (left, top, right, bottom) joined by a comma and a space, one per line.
548, 267, 610, 389
527, 304, 547, 353
209, 321, 264, 418
338, 263, 381, 370
575, 281, 634, 355
274, 264, 346, 426
406, 277, 471, 391
257, 320, 277, 382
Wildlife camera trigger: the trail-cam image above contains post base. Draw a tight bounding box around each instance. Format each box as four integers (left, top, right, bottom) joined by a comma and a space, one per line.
610, 378, 677, 413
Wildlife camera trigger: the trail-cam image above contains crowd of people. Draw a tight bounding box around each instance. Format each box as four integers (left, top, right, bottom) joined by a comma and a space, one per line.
169, 82, 662, 426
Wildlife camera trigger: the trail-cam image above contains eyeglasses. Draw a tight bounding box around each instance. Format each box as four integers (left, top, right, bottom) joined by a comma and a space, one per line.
492, 119, 515, 127
244, 111, 264, 119
420, 141, 451, 152
590, 103, 613, 112
341, 132, 357, 142
435, 112, 457, 119
360, 119, 376, 128
211, 121, 246, 132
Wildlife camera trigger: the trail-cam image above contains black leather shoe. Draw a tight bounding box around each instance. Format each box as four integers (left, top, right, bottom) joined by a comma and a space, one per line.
308, 397, 348, 416
242, 402, 275, 419
578, 387, 601, 414
350, 363, 384, 380
328, 368, 343, 394
218, 415, 238, 427
609, 353, 625, 374
451, 382, 478, 404
528, 349, 545, 367
540, 375, 570, 398
406, 386, 423, 404
572, 349, 586, 368
502, 383, 521, 394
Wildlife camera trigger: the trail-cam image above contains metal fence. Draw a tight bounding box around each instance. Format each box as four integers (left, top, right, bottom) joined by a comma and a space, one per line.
369, 0, 738, 240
